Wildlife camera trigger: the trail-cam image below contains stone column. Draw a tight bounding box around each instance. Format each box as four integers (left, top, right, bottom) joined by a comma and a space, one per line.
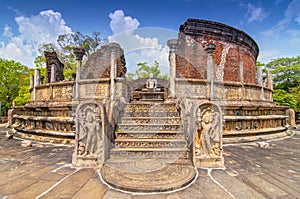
239, 61, 244, 83
30, 75, 34, 89
50, 64, 56, 83
267, 72, 273, 101
167, 39, 178, 98
33, 69, 40, 101
108, 43, 120, 124
109, 43, 120, 102
73, 48, 85, 99
257, 66, 265, 100
267, 72, 273, 90
204, 43, 216, 99
34, 69, 41, 86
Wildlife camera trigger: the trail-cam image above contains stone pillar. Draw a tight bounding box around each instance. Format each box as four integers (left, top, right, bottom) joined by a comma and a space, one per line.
73, 48, 85, 99
167, 39, 178, 98
108, 43, 120, 124
267, 72, 273, 90
30, 75, 34, 89
257, 66, 265, 100
239, 61, 244, 83
257, 66, 263, 86
109, 43, 120, 102
34, 69, 41, 87
33, 69, 41, 101
50, 64, 56, 83
204, 42, 216, 99
267, 72, 273, 101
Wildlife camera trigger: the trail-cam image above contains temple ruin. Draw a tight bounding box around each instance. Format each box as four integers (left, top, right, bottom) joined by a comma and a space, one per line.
9, 18, 291, 192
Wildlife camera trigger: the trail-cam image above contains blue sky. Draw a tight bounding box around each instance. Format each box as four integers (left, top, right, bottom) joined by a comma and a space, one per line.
0, 0, 300, 73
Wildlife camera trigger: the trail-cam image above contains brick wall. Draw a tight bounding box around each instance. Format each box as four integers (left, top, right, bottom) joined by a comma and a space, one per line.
176, 19, 258, 84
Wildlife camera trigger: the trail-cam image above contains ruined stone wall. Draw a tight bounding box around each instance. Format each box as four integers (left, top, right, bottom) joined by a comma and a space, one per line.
176, 19, 258, 84
44, 51, 64, 83
81, 44, 126, 79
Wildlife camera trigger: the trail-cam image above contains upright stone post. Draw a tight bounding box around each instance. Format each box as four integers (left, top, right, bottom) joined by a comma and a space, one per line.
267, 72, 273, 101
73, 48, 85, 99
267, 72, 273, 90
34, 69, 41, 86
50, 64, 56, 83
30, 75, 34, 89
33, 69, 41, 101
108, 43, 119, 123
257, 66, 265, 100
204, 42, 216, 99
167, 39, 178, 98
239, 61, 244, 83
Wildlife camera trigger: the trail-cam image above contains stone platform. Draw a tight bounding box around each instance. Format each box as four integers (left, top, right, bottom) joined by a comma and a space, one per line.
1, 123, 300, 198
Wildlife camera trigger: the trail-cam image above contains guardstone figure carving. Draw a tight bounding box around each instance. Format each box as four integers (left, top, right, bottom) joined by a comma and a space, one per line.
73, 102, 106, 167
194, 103, 224, 168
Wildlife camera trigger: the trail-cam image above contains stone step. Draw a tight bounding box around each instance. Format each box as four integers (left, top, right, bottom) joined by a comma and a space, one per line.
122, 111, 180, 118
116, 131, 185, 139
117, 124, 182, 131
115, 138, 187, 148
110, 147, 190, 159
123, 104, 179, 113
120, 117, 181, 124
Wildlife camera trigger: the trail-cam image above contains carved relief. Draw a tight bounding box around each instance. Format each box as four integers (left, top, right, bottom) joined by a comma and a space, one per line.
194, 103, 224, 168
73, 102, 105, 167
77, 104, 102, 157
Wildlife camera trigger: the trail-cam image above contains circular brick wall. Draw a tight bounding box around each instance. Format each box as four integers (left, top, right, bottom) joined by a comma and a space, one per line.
176, 18, 259, 84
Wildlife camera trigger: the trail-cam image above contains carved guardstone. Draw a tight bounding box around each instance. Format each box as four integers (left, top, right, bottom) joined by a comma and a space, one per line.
72, 102, 108, 167
194, 102, 224, 168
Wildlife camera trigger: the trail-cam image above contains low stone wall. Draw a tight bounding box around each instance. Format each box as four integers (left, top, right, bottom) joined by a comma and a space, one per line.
176, 79, 273, 101
33, 81, 74, 102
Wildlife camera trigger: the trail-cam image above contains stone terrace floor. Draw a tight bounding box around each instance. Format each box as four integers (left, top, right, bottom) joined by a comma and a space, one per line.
0, 123, 299, 199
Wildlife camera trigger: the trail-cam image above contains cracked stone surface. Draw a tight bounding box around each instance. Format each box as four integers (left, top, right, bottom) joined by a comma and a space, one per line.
0, 123, 299, 198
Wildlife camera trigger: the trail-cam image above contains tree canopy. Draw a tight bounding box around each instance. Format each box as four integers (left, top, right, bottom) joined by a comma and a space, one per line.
126, 61, 169, 81
264, 56, 300, 116
35, 31, 105, 80
0, 58, 30, 115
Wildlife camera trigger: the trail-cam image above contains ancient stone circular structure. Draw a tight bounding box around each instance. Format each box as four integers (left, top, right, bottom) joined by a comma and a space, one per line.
177, 18, 258, 83
8, 18, 291, 193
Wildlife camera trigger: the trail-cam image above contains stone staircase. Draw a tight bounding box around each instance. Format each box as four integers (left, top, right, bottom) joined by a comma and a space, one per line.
109, 101, 190, 161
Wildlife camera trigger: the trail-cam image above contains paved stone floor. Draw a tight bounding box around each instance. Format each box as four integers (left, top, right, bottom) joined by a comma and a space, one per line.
0, 123, 299, 199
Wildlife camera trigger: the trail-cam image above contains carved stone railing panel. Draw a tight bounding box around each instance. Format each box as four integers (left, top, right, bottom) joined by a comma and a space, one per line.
78, 81, 109, 100
35, 86, 50, 101
52, 84, 73, 101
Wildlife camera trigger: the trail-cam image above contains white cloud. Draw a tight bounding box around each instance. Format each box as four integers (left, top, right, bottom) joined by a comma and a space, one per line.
258, 49, 280, 64
247, 3, 269, 23
109, 10, 140, 34
15, 10, 71, 44
3, 25, 13, 37
108, 30, 171, 75
0, 10, 72, 67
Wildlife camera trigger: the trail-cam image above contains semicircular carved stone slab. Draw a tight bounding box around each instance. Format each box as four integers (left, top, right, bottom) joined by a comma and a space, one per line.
72, 102, 107, 167
194, 102, 224, 168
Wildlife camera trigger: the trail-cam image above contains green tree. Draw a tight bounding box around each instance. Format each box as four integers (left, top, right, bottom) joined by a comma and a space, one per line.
266, 56, 300, 115
126, 61, 169, 80
36, 31, 104, 80
0, 58, 29, 115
